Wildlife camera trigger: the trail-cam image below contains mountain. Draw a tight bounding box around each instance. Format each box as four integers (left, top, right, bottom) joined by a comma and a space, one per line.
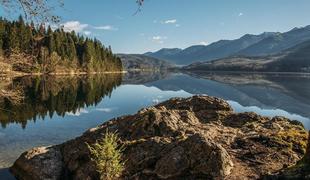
145, 32, 275, 65
267, 39, 310, 72
144, 48, 182, 60
238, 25, 310, 56
184, 39, 310, 72
145, 25, 310, 65
117, 54, 173, 70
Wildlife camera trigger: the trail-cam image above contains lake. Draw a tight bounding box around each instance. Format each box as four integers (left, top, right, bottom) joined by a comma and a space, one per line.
0, 71, 310, 178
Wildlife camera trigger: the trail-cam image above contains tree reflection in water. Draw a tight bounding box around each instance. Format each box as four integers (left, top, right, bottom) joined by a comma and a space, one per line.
0, 74, 122, 128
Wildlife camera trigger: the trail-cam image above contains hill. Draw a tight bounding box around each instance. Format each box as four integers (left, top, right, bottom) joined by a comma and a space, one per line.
0, 17, 122, 75
184, 40, 310, 72
145, 25, 310, 65
238, 25, 310, 56
117, 54, 173, 70
144, 48, 182, 60
145, 32, 275, 65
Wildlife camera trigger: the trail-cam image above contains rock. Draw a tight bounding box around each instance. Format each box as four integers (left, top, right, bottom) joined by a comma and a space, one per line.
11, 146, 63, 180
263, 131, 310, 180
10, 95, 308, 180
306, 131, 310, 163
154, 134, 233, 179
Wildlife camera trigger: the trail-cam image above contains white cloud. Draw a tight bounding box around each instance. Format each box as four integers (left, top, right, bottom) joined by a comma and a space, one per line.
66, 108, 89, 116
93, 25, 118, 31
57, 21, 119, 35
62, 21, 88, 32
96, 108, 114, 113
238, 12, 243, 16
200, 41, 209, 46
152, 36, 167, 44
152, 99, 160, 104
46, 23, 58, 31
152, 95, 164, 104
84, 31, 91, 35
163, 19, 177, 24
152, 36, 166, 40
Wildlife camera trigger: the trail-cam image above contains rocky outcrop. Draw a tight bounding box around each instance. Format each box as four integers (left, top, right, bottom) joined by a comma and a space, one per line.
10, 95, 309, 180
265, 131, 310, 180
306, 132, 310, 162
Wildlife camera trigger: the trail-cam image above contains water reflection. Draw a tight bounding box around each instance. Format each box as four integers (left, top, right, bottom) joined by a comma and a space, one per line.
0, 71, 309, 172
146, 72, 310, 123
0, 74, 122, 128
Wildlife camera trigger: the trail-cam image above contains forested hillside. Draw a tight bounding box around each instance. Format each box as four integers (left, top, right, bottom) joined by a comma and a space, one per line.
0, 17, 122, 74
117, 54, 173, 70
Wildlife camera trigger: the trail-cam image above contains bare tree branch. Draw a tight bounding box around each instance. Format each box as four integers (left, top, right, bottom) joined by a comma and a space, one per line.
0, 0, 63, 23
133, 0, 144, 15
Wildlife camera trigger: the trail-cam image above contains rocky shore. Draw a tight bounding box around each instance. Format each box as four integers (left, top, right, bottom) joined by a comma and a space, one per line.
10, 95, 309, 179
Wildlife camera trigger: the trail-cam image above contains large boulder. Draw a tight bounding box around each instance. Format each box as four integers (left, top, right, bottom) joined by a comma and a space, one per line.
10, 146, 63, 180
265, 131, 310, 180
11, 95, 308, 180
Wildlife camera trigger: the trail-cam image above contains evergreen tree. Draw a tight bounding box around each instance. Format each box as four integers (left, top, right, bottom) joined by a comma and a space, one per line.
0, 17, 122, 73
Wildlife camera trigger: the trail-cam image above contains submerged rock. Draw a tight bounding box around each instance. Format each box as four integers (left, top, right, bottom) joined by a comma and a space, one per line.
11, 95, 309, 180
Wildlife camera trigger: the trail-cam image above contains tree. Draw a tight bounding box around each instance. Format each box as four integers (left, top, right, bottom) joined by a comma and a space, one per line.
47, 26, 56, 54
0, 18, 122, 73
7, 23, 19, 53
87, 131, 125, 180
0, 18, 5, 55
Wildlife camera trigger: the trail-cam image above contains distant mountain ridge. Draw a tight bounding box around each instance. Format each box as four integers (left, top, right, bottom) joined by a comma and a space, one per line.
145, 25, 310, 65
238, 25, 310, 56
183, 39, 310, 72
117, 54, 173, 70
144, 48, 182, 60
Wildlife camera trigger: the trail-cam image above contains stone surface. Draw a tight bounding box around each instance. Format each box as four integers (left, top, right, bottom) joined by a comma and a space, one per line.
11, 95, 309, 180
10, 146, 63, 180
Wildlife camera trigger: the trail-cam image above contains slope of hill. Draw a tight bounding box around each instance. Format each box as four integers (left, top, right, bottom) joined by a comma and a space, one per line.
238, 25, 310, 56
0, 17, 122, 75
117, 54, 173, 70
144, 48, 182, 60
146, 32, 275, 65
184, 40, 310, 73
145, 25, 310, 65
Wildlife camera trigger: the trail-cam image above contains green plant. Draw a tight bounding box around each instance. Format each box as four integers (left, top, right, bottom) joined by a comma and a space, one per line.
87, 131, 125, 180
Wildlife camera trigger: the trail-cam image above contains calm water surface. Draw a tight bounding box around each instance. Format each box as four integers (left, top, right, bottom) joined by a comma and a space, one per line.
0, 71, 310, 178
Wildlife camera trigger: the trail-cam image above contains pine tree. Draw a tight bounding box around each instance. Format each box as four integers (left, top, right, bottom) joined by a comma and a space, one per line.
0, 17, 122, 73
47, 26, 55, 54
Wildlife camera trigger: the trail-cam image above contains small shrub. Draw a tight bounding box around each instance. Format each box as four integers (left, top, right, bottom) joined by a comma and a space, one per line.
87, 131, 125, 180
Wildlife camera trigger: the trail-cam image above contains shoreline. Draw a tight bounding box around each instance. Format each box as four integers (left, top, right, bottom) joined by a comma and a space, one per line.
181, 69, 310, 76
0, 70, 128, 78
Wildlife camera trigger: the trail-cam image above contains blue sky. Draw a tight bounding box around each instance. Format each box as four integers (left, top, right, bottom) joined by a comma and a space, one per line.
2, 0, 310, 53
